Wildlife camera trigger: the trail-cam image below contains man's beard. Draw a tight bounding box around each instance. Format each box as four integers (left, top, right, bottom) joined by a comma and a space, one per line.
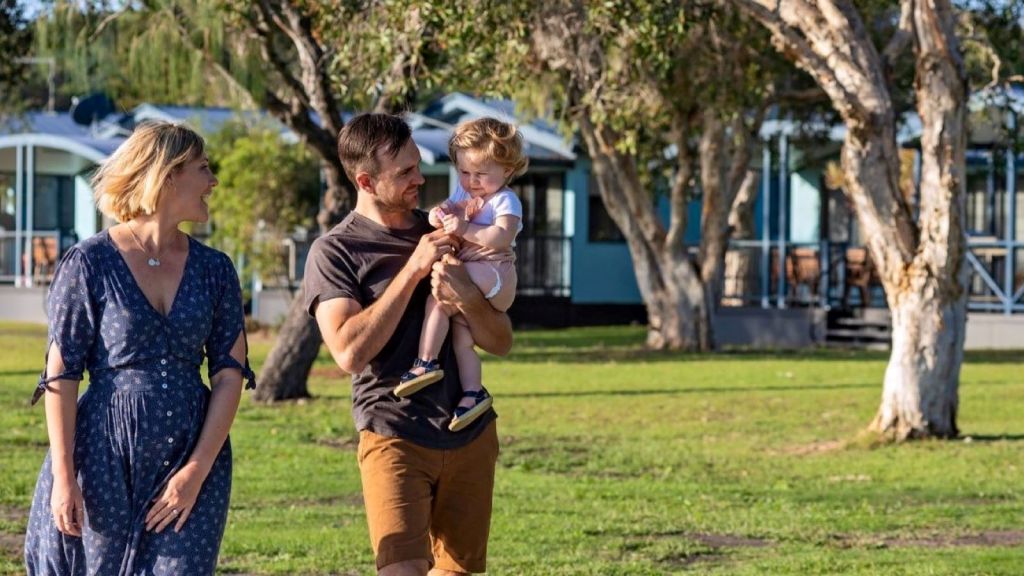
375, 189, 417, 213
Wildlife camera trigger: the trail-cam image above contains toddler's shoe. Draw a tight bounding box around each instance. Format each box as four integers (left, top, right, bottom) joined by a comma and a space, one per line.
449, 388, 493, 431
395, 358, 443, 397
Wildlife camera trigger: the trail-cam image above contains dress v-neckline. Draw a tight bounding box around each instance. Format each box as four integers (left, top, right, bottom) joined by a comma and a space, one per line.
105, 229, 192, 320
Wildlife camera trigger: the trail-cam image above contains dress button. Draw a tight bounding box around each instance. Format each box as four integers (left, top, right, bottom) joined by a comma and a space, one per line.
161, 359, 167, 365
163, 460, 170, 466
167, 438, 174, 444
161, 384, 168, 390
161, 371, 167, 377
166, 411, 173, 417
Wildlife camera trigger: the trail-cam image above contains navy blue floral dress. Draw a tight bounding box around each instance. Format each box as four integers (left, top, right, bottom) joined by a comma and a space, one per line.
24, 230, 254, 576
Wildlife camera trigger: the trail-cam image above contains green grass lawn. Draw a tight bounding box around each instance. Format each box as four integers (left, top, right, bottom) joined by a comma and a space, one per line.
2, 321, 1023, 574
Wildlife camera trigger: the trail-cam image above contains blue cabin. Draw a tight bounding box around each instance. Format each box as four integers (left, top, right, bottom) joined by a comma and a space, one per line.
2, 91, 1023, 348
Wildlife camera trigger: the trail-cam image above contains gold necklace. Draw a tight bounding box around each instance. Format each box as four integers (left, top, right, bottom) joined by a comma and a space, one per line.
126, 221, 164, 267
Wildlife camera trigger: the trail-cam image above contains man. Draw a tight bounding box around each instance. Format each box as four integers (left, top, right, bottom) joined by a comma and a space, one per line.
303, 113, 512, 576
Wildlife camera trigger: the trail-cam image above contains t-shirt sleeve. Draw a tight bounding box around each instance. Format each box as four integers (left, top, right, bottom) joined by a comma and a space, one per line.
302, 236, 363, 317
491, 190, 523, 220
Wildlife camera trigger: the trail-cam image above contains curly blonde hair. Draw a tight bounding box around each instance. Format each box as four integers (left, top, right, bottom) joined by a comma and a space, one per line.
448, 117, 529, 183
92, 121, 206, 222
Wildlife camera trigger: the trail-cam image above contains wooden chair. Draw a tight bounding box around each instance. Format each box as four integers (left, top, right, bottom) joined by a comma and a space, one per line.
32, 237, 59, 283
786, 247, 821, 303
844, 247, 876, 307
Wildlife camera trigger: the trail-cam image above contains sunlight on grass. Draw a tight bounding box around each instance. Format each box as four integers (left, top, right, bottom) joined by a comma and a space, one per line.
1, 322, 1023, 574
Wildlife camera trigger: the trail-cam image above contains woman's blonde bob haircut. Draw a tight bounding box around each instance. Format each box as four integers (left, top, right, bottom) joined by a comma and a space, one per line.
92, 121, 206, 223
448, 117, 529, 183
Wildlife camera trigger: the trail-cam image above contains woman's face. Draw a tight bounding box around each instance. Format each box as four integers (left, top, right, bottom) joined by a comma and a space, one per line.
456, 148, 512, 198
164, 154, 218, 223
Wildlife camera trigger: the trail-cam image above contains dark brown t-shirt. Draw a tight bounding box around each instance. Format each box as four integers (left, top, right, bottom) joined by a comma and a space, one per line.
303, 209, 497, 449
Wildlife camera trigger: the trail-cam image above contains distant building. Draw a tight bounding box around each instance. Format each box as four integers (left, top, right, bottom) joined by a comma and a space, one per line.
2, 90, 1023, 348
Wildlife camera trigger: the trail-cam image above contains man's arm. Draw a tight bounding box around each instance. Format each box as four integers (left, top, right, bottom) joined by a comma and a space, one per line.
314, 229, 459, 373
430, 255, 513, 356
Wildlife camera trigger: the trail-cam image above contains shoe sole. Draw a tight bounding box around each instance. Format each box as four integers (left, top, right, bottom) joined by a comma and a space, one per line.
394, 370, 444, 398
448, 395, 494, 432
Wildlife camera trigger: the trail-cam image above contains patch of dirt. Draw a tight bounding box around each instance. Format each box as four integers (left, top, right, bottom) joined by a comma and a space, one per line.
498, 435, 597, 475
0, 532, 24, 563
658, 550, 723, 568
308, 366, 348, 380
687, 532, 771, 548
316, 435, 358, 451
780, 439, 846, 456
292, 494, 365, 509
833, 531, 1024, 549
0, 506, 28, 524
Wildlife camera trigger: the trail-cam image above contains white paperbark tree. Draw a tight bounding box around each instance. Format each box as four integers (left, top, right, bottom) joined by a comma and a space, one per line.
730, 0, 969, 439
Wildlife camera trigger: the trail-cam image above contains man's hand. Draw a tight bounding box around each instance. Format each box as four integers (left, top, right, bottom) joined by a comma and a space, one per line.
407, 229, 460, 280
431, 254, 513, 356
431, 254, 481, 315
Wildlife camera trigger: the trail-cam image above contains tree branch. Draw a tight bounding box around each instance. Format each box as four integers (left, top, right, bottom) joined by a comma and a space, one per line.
257, 0, 343, 136
882, 0, 914, 68
666, 120, 693, 254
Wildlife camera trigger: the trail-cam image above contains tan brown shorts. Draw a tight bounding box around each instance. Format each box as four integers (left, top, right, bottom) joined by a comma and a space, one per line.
464, 260, 517, 312
357, 422, 499, 572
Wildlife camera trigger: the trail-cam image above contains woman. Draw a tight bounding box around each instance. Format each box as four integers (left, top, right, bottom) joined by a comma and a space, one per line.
24, 121, 254, 575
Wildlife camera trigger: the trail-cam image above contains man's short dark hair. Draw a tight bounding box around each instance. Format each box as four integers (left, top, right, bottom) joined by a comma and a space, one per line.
337, 113, 413, 185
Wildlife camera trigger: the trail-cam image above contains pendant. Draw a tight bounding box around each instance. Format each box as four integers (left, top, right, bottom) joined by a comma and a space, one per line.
147, 258, 161, 267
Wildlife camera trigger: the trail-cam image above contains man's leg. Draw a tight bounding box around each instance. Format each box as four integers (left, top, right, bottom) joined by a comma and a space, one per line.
358, 430, 442, 573
430, 421, 499, 574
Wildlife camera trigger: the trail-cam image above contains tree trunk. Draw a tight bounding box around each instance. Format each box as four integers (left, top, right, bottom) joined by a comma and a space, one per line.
732, 0, 968, 440
252, 285, 323, 402
580, 118, 711, 351
872, 280, 966, 438
255, 162, 352, 401
722, 171, 759, 305
698, 111, 731, 305
870, 0, 969, 439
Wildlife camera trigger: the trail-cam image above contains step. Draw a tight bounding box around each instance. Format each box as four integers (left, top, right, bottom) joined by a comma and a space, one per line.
824, 340, 891, 351
834, 317, 891, 330
825, 328, 892, 341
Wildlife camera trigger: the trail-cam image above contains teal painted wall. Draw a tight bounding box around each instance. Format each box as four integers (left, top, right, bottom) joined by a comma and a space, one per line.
568, 160, 644, 304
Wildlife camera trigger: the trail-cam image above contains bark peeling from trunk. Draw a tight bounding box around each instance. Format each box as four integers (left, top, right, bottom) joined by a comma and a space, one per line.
733, 0, 969, 440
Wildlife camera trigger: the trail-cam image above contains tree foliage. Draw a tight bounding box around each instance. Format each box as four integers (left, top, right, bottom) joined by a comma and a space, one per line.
29, 1, 268, 109
0, 0, 34, 114
204, 120, 320, 297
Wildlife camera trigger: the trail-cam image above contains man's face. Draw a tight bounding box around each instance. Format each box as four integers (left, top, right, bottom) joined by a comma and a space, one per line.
369, 139, 425, 213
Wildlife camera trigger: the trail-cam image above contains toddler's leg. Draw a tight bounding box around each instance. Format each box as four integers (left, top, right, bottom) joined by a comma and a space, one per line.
448, 317, 493, 432
395, 295, 449, 397
452, 317, 481, 395
419, 294, 450, 361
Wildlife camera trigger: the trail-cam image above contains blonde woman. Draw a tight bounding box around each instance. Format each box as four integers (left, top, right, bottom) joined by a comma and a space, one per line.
24, 121, 254, 575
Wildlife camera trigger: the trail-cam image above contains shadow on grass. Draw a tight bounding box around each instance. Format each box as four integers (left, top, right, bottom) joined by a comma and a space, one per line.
493, 342, 1023, 366
494, 346, 897, 365
0, 370, 40, 378
961, 434, 1024, 442
500, 381, 879, 399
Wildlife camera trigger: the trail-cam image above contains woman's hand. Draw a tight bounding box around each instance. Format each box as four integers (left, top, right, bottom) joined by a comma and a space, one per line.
145, 463, 205, 533
51, 471, 85, 537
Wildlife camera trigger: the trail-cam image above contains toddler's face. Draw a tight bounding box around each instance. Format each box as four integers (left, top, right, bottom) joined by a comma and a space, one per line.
456, 148, 512, 198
